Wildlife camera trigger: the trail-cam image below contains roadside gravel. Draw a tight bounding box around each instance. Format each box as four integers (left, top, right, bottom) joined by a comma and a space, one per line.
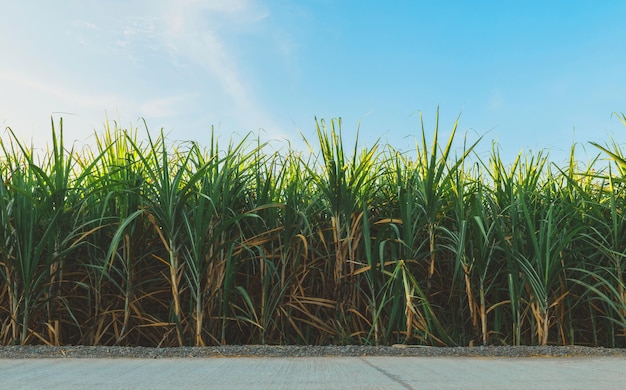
1, 345, 626, 359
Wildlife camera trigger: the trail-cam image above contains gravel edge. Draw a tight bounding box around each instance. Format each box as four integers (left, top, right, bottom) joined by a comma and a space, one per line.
1, 345, 626, 359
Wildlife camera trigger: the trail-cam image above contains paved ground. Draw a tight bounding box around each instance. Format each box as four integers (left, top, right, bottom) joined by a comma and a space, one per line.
1, 356, 624, 389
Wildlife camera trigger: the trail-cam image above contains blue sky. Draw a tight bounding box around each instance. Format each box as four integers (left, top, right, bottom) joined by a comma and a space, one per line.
1, 0, 625, 164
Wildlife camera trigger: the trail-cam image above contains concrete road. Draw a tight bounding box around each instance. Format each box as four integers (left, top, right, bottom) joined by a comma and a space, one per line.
1, 356, 624, 389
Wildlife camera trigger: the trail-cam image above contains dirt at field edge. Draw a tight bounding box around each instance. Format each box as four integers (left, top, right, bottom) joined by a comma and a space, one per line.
1, 345, 625, 359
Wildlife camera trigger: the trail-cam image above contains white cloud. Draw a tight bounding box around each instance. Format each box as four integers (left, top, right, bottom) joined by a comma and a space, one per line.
151, 0, 287, 137
0, 71, 123, 110
1, 0, 293, 151
0, 69, 132, 147
139, 94, 196, 118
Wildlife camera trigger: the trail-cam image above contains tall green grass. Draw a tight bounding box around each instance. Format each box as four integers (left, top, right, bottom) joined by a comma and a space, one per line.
1, 113, 626, 347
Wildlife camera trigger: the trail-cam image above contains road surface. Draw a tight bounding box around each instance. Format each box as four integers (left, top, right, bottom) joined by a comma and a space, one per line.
1, 356, 623, 389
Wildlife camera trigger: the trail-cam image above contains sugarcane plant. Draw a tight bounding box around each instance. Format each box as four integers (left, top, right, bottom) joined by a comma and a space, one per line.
0, 111, 626, 347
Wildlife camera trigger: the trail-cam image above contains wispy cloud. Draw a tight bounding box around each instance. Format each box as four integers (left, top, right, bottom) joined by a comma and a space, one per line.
122, 0, 289, 138
156, 0, 274, 124
1, 0, 293, 148
0, 68, 133, 146
0, 70, 123, 109
116, 16, 160, 48
72, 0, 290, 140
139, 94, 196, 118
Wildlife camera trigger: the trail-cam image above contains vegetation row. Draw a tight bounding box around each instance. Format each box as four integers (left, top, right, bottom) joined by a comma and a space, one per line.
2, 112, 626, 347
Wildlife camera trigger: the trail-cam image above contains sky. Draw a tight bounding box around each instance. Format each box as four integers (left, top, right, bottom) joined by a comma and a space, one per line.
1, 0, 626, 165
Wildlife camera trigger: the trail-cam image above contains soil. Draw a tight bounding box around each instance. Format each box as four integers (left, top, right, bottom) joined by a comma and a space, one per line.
1, 345, 625, 359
